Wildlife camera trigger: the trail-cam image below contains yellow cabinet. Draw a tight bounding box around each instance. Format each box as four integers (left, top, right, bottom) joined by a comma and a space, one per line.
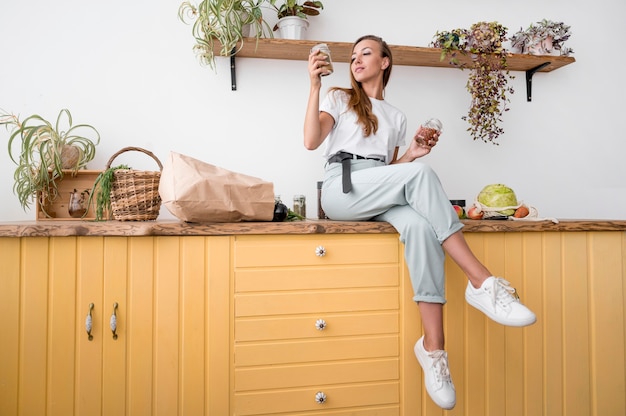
232, 234, 413, 415
2, 227, 624, 416
0, 236, 230, 416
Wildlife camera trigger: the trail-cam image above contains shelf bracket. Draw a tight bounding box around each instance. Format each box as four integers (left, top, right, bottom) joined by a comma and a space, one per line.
230, 49, 237, 91
525, 62, 550, 102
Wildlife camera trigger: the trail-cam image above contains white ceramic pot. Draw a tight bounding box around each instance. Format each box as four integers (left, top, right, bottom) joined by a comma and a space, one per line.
276, 16, 309, 40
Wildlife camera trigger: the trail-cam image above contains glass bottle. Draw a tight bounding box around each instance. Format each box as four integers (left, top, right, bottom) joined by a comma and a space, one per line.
293, 195, 306, 218
317, 181, 327, 219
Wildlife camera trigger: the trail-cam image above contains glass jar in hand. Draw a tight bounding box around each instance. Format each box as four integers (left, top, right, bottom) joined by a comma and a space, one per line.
417, 118, 443, 146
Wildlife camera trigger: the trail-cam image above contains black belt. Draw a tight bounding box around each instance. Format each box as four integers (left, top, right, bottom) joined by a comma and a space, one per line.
327, 151, 384, 193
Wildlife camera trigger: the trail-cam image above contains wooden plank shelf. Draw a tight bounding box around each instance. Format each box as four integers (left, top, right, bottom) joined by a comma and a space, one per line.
228, 38, 575, 72
219, 38, 575, 99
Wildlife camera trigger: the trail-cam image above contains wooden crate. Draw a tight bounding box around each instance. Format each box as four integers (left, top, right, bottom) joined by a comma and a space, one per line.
36, 170, 102, 221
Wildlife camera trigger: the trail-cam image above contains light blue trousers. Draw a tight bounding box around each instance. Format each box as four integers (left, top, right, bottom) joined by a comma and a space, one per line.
322, 160, 464, 304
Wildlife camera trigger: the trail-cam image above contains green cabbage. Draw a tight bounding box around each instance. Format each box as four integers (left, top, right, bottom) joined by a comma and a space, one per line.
477, 184, 518, 216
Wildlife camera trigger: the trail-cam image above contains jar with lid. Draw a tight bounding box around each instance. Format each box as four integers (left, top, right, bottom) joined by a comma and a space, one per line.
293, 195, 306, 218
311, 43, 334, 76
418, 118, 443, 145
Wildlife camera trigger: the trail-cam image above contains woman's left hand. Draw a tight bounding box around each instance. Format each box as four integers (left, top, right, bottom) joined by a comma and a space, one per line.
408, 126, 440, 158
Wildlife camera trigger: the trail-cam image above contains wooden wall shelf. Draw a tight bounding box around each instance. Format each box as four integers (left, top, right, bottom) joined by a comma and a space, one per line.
219, 38, 576, 100
230, 38, 575, 72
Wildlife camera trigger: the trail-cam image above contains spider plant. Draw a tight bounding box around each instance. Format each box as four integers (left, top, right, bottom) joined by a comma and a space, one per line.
178, 0, 271, 70
0, 108, 100, 213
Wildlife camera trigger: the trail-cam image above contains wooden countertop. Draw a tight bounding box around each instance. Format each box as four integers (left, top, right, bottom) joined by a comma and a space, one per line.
0, 219, 625, 237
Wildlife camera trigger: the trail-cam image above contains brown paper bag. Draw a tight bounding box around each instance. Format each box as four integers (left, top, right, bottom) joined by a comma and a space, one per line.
159, 151, 275, 222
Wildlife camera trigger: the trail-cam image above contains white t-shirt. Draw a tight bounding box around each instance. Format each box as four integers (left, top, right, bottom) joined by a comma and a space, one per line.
320, 89, 407, 164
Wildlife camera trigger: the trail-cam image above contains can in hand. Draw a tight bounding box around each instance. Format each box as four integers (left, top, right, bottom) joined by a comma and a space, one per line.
311, 43, 334, 76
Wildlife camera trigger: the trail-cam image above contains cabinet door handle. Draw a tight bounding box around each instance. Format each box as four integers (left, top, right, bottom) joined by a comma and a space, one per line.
110, 302, 118, 340
315, 391, 327, 404
315, 319, 327, 331
85, 303, 94, 341
315, 245, 326, 257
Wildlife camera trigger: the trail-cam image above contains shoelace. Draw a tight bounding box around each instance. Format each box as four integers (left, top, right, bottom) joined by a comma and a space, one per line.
490, 277, 520, 309
429, 350, 452, 383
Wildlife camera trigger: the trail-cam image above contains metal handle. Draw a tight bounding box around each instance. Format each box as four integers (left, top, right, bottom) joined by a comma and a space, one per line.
110, 302, 118, 340
315, 391, 327, 404
85, 303, 94, 341
315, 245, 326, 257
315, 319, 327, 331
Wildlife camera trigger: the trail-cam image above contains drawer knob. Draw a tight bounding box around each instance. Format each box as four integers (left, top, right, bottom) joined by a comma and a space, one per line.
315, 319, 327, 331
315, 391, 327, 404
315, 245, 326, 257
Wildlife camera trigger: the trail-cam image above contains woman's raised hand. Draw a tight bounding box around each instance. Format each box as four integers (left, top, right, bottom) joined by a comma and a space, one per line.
308, 50, 330, 84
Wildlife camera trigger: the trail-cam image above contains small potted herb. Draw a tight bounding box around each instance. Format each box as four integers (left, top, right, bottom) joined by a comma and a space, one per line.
267, 0, 323, 39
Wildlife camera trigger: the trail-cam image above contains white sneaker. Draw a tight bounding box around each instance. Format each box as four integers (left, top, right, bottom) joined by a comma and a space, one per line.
414, 336, 456, 410
465, 276, 537, 327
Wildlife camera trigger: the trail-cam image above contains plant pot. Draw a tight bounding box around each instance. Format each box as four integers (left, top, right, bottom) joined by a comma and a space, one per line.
239, 11, 251, 37
276, 16, 309, 40
242, 24, 251, 37
60, 144, 82, 169
527, 35, 555, 55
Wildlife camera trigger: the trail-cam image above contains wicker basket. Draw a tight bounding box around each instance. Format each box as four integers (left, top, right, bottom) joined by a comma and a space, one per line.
106, 146, 163, 221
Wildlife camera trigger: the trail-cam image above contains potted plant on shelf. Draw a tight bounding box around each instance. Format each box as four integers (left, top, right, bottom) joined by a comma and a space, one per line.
267, 0, 323, 40
510, 19, 573, 56
432, 21, 514, 145
178, 0, 271, 70
431, 27, 470, 65
0, 108, 100, 215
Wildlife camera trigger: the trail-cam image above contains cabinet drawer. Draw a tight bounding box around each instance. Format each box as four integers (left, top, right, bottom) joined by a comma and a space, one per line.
235, 264, 399, 292
235, 311, 398, 342
235, 334, 398, 366
234, 382, 400, 415
234, 234, 399, 268
235, 358, 399, 391
235, 287, 399, 317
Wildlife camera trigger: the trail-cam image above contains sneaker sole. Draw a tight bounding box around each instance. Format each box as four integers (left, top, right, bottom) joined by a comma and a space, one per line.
465, 294, 537, 327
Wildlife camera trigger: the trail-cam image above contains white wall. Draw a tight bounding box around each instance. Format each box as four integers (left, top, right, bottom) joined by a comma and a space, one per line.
1, 0, 624, 221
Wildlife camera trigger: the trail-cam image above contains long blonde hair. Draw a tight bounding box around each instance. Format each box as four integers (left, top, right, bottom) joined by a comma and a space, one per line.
330, 35, 393, 137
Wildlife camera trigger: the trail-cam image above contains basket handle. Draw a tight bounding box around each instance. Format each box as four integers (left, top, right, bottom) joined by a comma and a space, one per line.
105, 146, 163, 171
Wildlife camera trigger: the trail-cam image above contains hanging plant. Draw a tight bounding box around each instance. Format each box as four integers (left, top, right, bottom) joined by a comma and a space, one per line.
432, 21, 514, 145
178, 0, 272, 70
87, 164, 130, 221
